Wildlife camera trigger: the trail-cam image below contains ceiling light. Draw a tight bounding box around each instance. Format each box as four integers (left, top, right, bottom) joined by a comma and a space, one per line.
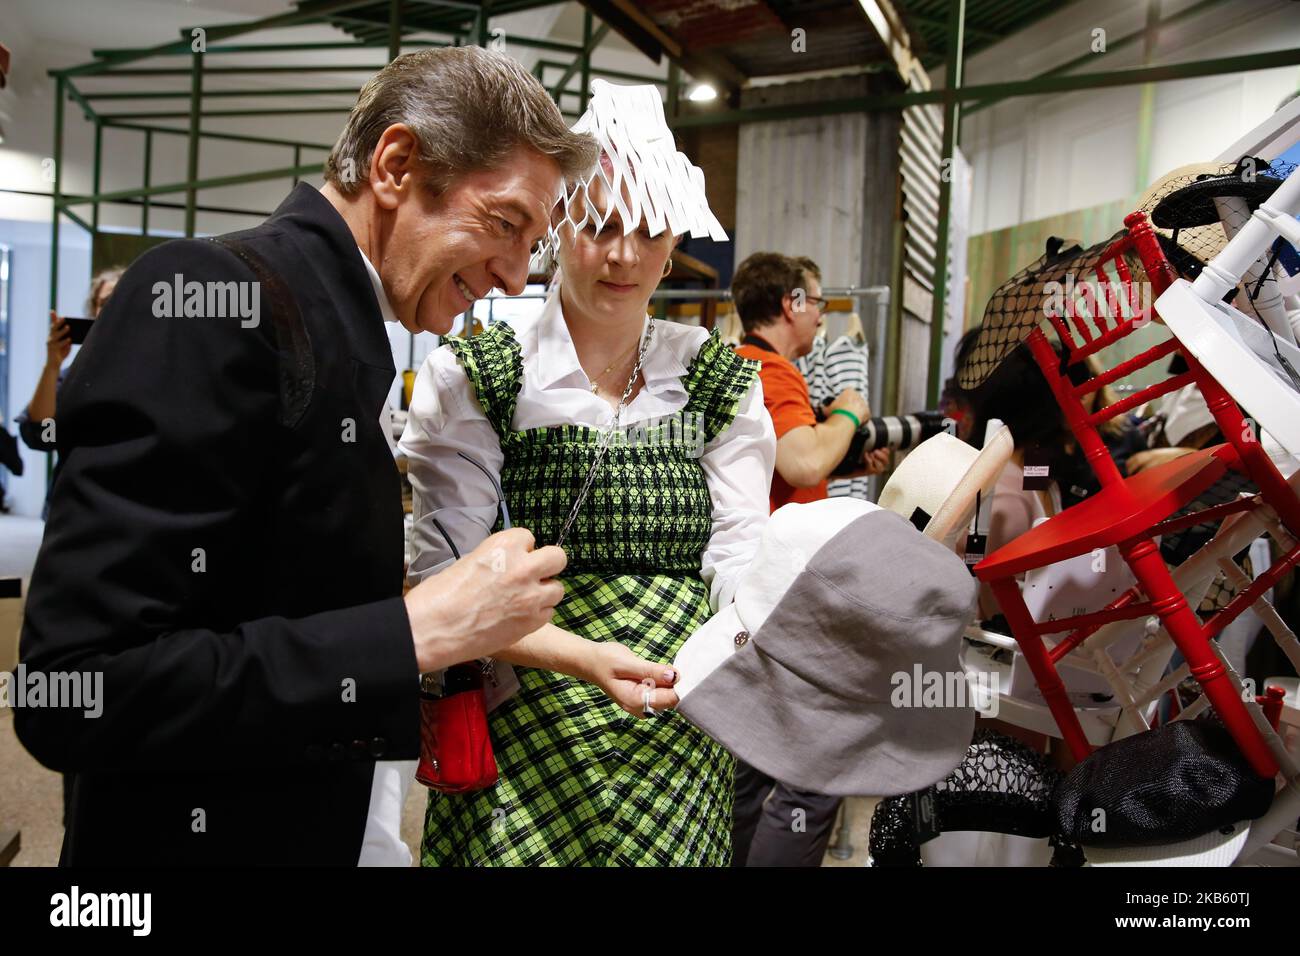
688, 84, 717, 103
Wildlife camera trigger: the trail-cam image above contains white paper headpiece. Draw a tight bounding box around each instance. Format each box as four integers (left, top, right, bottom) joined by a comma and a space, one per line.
531, 79, 728, 270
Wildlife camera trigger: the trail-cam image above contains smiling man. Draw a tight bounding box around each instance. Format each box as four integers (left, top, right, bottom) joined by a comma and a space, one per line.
16, 47, 597, 866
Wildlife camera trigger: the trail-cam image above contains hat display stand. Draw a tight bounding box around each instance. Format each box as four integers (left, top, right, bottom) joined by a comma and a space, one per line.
1149, 157, 1296, 345
966, 203, 1300, 863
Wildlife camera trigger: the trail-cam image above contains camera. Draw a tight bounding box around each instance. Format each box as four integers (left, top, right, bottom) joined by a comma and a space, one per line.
814, 409, 949, 476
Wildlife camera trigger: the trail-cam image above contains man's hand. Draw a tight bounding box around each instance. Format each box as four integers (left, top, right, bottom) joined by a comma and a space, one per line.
843, 446, 891, 478
581, 641, 679, 718
404, 528, 567, 672
826, 388, 870, 425
46, 311, 71, 367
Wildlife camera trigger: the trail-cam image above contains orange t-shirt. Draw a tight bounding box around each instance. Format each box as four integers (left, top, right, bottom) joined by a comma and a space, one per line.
735, 340, 827, 512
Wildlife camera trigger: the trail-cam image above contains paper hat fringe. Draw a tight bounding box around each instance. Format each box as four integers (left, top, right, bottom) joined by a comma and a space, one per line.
531, 79, 727, 271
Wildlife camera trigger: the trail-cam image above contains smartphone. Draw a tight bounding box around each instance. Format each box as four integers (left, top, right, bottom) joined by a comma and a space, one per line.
64, 317, 95, 345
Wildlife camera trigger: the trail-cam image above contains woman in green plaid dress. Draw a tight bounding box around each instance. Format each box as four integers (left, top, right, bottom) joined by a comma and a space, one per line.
399, 101, 773, 864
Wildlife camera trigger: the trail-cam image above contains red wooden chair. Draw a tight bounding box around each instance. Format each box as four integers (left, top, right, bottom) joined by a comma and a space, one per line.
971, 211, 1300, 780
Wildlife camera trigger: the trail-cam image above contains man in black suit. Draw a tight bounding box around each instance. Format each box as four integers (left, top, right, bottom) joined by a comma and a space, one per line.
15, 46, 597, 865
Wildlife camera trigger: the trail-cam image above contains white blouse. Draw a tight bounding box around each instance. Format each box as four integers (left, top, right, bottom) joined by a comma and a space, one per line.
398, 291, 776, 612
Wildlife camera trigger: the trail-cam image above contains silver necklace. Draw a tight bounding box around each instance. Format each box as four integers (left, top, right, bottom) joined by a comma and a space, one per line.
554, 318, 655, 549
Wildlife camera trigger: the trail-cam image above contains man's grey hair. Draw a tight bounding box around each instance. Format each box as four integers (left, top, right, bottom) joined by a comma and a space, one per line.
325, 46, 597, 195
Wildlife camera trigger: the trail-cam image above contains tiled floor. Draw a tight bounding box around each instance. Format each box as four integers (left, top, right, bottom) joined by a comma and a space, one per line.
0, 709, 63, 866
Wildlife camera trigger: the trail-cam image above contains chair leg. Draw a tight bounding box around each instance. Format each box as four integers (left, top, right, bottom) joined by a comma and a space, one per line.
1118, 536, 1279, 779
989, 577, 1094, 761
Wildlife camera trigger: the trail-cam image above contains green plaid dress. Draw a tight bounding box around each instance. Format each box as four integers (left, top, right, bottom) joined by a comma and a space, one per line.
421, 320, 759, 866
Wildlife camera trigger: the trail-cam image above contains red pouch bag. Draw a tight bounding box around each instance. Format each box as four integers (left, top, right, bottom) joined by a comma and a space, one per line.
415, 663, 498, 794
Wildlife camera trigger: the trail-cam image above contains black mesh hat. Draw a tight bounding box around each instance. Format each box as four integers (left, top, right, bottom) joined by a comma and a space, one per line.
957, 230, 1133, 390
869, 729, 1082, 867
1054, 719, 1275, 862
1149, 156, 1285, 230
1138, 157, 1296, 283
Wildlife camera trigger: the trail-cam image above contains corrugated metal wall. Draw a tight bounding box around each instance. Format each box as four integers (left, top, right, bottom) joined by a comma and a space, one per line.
895, 61, 945, 414
736, 112, 868, 287
734, 74, 900, 290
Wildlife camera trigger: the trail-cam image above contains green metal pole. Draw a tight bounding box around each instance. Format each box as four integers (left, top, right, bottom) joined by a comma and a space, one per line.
142, 128, 152, 234
477, 1, 491, 47
538, 62, 665, 86
884, 218, 905, 416
1134, 0, 1162, 193
579, 9, 592, 108
47, 76, 66, 494
64, 80, 96, 119
60, 207, 94, 234
666, 47, 1300, 128
188, 0, 383, 47
293, 145, 302, 187
86, 86, 366, 100
667, 62, 680, 120
89, 64, 389, 76
49, 77, 64, 313
964, 0, 1223, 117
185, 51, 203, 237
81, 162, 323, 205
103, 120, 332, 152
91, 119, 103, 234
105, 107, 352, 120
389, 0, 402, 61
926, 0, 964, 409
548, 22, 611, 102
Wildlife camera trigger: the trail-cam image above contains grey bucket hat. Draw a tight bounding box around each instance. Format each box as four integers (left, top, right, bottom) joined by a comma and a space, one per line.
674, 499, 980, 797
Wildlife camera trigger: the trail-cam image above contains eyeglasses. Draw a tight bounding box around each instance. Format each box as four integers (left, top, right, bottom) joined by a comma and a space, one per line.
806, 296, 829, 315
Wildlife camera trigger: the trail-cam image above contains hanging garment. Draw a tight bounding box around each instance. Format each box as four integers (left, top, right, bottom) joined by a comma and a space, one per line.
796, 333, 872, 500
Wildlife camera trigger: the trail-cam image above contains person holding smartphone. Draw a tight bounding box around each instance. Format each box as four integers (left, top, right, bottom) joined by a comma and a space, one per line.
15, 266, 123, 515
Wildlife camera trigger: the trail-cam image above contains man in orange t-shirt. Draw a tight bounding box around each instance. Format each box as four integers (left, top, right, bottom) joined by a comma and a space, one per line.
732, 253, 881, 511
728, 252, 888, 867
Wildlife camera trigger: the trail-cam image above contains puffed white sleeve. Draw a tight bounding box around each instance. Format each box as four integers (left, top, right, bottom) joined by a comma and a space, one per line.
398, 344, 505, 585
698, 375, 775, 611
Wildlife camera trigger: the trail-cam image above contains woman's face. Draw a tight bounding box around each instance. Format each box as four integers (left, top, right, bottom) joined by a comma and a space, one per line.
555, 175, 675, 325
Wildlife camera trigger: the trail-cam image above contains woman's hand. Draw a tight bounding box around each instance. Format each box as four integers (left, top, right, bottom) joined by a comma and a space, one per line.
583, 641, 679, 718
46, 311, 71, 368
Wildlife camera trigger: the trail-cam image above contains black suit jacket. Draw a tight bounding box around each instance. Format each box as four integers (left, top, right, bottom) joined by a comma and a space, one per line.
16, 184, 421, 865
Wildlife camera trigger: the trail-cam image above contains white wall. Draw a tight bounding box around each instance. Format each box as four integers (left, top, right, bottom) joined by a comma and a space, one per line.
958, 0, 1300, 235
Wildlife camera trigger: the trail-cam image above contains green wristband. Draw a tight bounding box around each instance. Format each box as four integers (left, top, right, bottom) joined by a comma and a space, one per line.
830, 408, 861, 429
